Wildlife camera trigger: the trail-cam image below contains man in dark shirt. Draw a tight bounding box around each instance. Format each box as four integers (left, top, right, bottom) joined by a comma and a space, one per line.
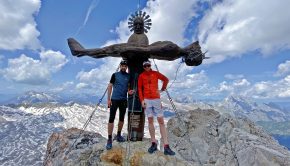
106, 60, 134, 150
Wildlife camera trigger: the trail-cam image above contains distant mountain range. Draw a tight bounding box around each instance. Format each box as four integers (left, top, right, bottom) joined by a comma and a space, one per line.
167, 95, 290, 123
3, 91, 290, 123
267, 101, 290, 113
216, 95, 290, 122
2, 91, 102, 106
2, 91, 62, 105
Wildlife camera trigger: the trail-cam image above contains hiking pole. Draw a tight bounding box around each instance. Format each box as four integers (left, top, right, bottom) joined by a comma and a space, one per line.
44, 88, 108, 166
65, 64, 120, 155
124, 73, 138, 166
43, 63, 122, 166
65, 88, 108, 155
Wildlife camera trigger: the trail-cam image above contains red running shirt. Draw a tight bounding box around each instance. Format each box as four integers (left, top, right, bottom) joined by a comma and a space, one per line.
138, 70, 168, 102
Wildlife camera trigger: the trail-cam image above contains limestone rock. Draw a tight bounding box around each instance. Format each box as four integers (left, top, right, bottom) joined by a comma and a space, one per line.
43, 128, 106, 166
0, 116, 7, 122
44, 128, 189, 166
167, 109, 290, 165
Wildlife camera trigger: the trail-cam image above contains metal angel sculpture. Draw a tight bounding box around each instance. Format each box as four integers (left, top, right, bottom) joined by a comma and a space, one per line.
68, 11, 205, 67
67, 11, 206, 141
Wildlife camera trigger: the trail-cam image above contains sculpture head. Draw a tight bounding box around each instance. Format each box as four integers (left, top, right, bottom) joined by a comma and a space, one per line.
133, 17, 144, 34
128, 10, 152, 34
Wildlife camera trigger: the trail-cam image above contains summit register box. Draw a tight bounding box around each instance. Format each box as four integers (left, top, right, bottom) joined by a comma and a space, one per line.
127, 96, 145, 141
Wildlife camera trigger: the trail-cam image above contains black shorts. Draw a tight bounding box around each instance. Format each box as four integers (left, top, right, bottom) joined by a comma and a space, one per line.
109, 99, 127, 123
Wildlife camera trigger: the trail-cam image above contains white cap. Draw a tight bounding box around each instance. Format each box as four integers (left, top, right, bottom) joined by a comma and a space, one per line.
142, 61, 151, 66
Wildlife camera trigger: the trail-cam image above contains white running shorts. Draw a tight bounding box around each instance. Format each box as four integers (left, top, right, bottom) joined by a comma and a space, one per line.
144, 99, 163, 117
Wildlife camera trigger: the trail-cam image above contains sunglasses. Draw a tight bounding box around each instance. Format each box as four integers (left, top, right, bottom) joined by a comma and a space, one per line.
143, 65, 151, 68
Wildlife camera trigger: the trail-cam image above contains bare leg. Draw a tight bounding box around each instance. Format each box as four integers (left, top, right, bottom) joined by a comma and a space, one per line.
157, 117, 168, 145
108, 122, 114, 137
117, 121, 124, 133
148, 117, 156, 143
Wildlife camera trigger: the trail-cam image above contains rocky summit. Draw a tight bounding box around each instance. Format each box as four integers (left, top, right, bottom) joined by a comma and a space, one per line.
44, 109, 290, 166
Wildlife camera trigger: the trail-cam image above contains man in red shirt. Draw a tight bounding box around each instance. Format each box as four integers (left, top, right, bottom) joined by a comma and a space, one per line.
138, 60, 175, 155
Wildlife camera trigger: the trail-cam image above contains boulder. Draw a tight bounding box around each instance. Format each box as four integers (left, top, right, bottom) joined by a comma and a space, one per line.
167, 109, 290, 165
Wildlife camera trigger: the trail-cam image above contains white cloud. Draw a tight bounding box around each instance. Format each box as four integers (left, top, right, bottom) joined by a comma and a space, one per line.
40, 50, 68, 72
1, 50, 68, 85
280, 75, 290, 97
217, 78, 251, 95
198, 0, 290, 63
168, 70, 209, 94
245, 75, 290, 99
153, 59, 190, 80
51, 81, 74, 93
145, 0, 198, 45
160, 69, 213, 99
233, 78, 250, 87
76, 57, 121, 89
276, 60, 290, 76
83, 60, 97, 65
76, 83, 90, 90
0, 0, 41, 50
1, 54, 49, 85
193, 74, 290, 100
218, 81, 233, 92
224, 74, 244, 80
246, 81, 275, 98
77, 69, 101, 83
181, 70, 208, 87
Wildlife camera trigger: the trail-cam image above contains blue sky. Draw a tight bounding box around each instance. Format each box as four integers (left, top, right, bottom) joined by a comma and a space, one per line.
0, 0, 289, 102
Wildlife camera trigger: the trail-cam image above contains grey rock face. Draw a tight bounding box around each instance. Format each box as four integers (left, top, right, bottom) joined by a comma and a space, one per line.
0, 116, 6, 122
167, 109, 290, 166
44, 128, 189, 166
43, 128, 106, 166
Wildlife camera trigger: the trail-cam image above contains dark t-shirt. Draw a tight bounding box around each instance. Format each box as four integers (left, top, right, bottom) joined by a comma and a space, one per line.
110, 73, 116, 84
110, 71, 130, 100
